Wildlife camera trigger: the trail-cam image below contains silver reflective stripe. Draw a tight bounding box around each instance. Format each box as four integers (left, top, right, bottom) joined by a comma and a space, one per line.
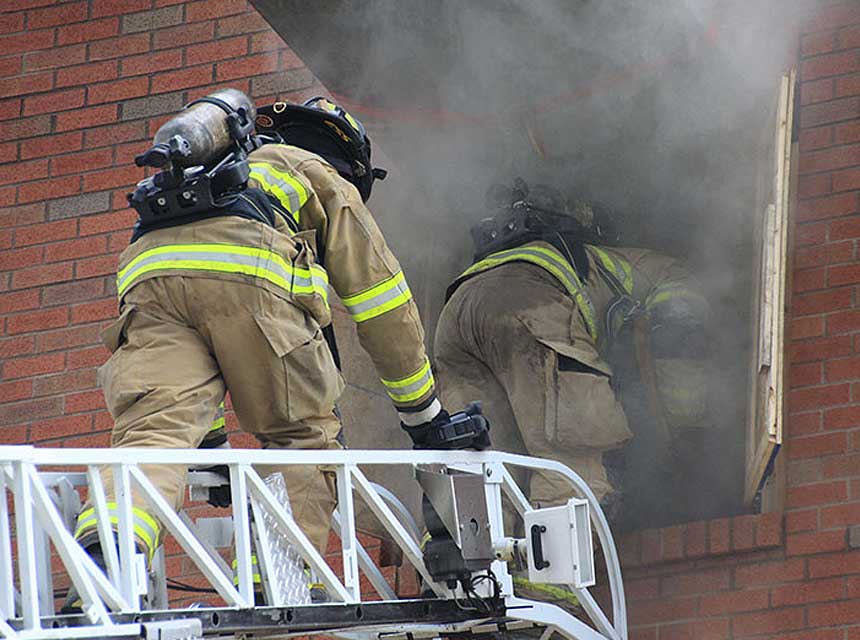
249, 164, 304, 214
343, 276, 411, 318
117, 249, 323, 299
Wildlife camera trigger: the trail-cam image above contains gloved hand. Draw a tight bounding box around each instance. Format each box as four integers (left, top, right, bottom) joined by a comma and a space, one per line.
196, 429, 232, 508
401, 401, 491, 450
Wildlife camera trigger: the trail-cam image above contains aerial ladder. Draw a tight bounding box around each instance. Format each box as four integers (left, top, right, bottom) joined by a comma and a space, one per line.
0, 445, 627, 640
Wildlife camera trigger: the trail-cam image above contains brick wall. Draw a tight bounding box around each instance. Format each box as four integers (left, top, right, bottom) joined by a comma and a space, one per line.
613, 2, 860, 637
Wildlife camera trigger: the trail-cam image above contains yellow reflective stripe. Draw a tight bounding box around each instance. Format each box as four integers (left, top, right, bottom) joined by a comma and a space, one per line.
463, 245, 597, 339
341, 271, 413, 323
646, 284, 707, 309
587, 246, 633, 294
512, 576, 581, 607
232, 555, 261, 584
248, 162, 309, 224
74, 504, 160, 559
381, 358, 434, 404
210, 402, 225, 431
116, 243, 329, 305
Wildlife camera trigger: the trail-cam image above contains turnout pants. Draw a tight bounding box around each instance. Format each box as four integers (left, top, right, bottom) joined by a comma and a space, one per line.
434, 264, 632, 504
78, 276, 344, 556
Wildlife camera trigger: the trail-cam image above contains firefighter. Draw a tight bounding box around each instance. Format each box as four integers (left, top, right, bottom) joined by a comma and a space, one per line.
434, 180, 710, 526
70, 90, 486, 604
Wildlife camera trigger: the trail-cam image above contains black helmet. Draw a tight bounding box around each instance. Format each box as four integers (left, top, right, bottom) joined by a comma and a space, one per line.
255, 97, 386, 202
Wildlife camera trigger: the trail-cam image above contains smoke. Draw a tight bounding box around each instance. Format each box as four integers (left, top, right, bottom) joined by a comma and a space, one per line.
256, 0, 810, 525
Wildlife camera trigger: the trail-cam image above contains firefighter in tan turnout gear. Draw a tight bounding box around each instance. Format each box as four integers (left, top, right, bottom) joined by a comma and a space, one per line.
435, 180, 710, 528
69, 90, 488, 602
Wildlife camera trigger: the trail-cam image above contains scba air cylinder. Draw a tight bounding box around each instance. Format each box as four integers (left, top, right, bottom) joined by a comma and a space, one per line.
152, 88, 256, 168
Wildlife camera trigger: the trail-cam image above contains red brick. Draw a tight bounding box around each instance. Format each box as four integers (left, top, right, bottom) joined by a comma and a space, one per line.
67, 345, 109, 370
810, 550, 860, 579
834, 166, 860, 192
794, 267, 827, 292
798, 192, 859, 222
91, 0, 153, 17
30, 414, 92, 442
88, 33, 151, 61
15, 219, 78, 247
803, 50, 860, 81
24, 44, 87, 71
823, 452, 860, 477
786, 509, 819, 533
0, 29, 54, 56
216, 11, 269, 36
0, 186, 15, 206
735, 558, 804, 587
790, 431, 849, 460
791, 362, 823, 389
250, 31, 284, 54
82, 165, 144, 193
773, 577, 845, 609
619, 532, 641, 568
55, 104, 117, 133
85, 120, 147, 149
0, 246, 41, 272
0, 379, 32, 403
831, 215, 860, 239
0, 335, 35, 359
792, 335, 853, 363
0, 290, 40, 314
661, 525, 684, 561
641, 528, 661, 564
830, 261, 860, 286
661, 568, 729, 596
0, 13, 25, 36
153, 22, 214, 49
44, 236, 108, 263
803, 97, 860, 129
52, 149, 116, 178
840, 23, 860, 48
625, 577, 660, 601
827, 241, 856, 264
27, 2, 88, 29
6, 307, 69, 336
801, 126, 835, 152
35, 325, 100, 353
19, 132, 82, 162
33, 368, 98, 397
799, 174, 833, 198
61, 432, 110, 448
42, 279, 105, 307
0, 56, 22, 78
186, 36, 247, 65
0, 158, 48, 186
837, 73, 860, 98
708, 518, 730, 554
803, 77, 835, 105
684, 520, 706, 557
659, 620, 729, 640
56, 16, 119, 45
789, 383, 851, 413
2, 352, 65, 379
121, 49, 183, 78
88, 77, 150, 105
64, 390, 106, 413
821, 501, 860, 527
75, 254, 119, 278
56, 60, 119, 89
79, 210, 136, 236
151, 65, 213, 94
628, 596, 697, 626
787, 480, 848, 509
808, 599, 860, 626
70, 299, 116, 324
756, 512, 783, 547
803, 30, 837, 57
0, 396, 62, 426
216, 54, 277, 81
792, 288, 853, 316
0, 203, 45, 229
731, 515, 757, 551
787, 528, 847, 557
186, 0, 246, 22
700, 588, 769, 616
825, 355, 860, 381
798, 221, 830, 247
733, 606, 806, 637
836, 120, 860, 144
10, 262, 74, 289
825, 405, 860, 430
0, 71, 53, 98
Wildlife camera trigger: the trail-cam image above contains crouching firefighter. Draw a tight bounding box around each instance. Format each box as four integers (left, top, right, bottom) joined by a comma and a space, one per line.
434, 179, 711, 528
68, 89, 489, 609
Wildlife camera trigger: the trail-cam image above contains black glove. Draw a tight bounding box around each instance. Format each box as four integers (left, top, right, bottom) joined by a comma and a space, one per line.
402, 401, 491, 450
